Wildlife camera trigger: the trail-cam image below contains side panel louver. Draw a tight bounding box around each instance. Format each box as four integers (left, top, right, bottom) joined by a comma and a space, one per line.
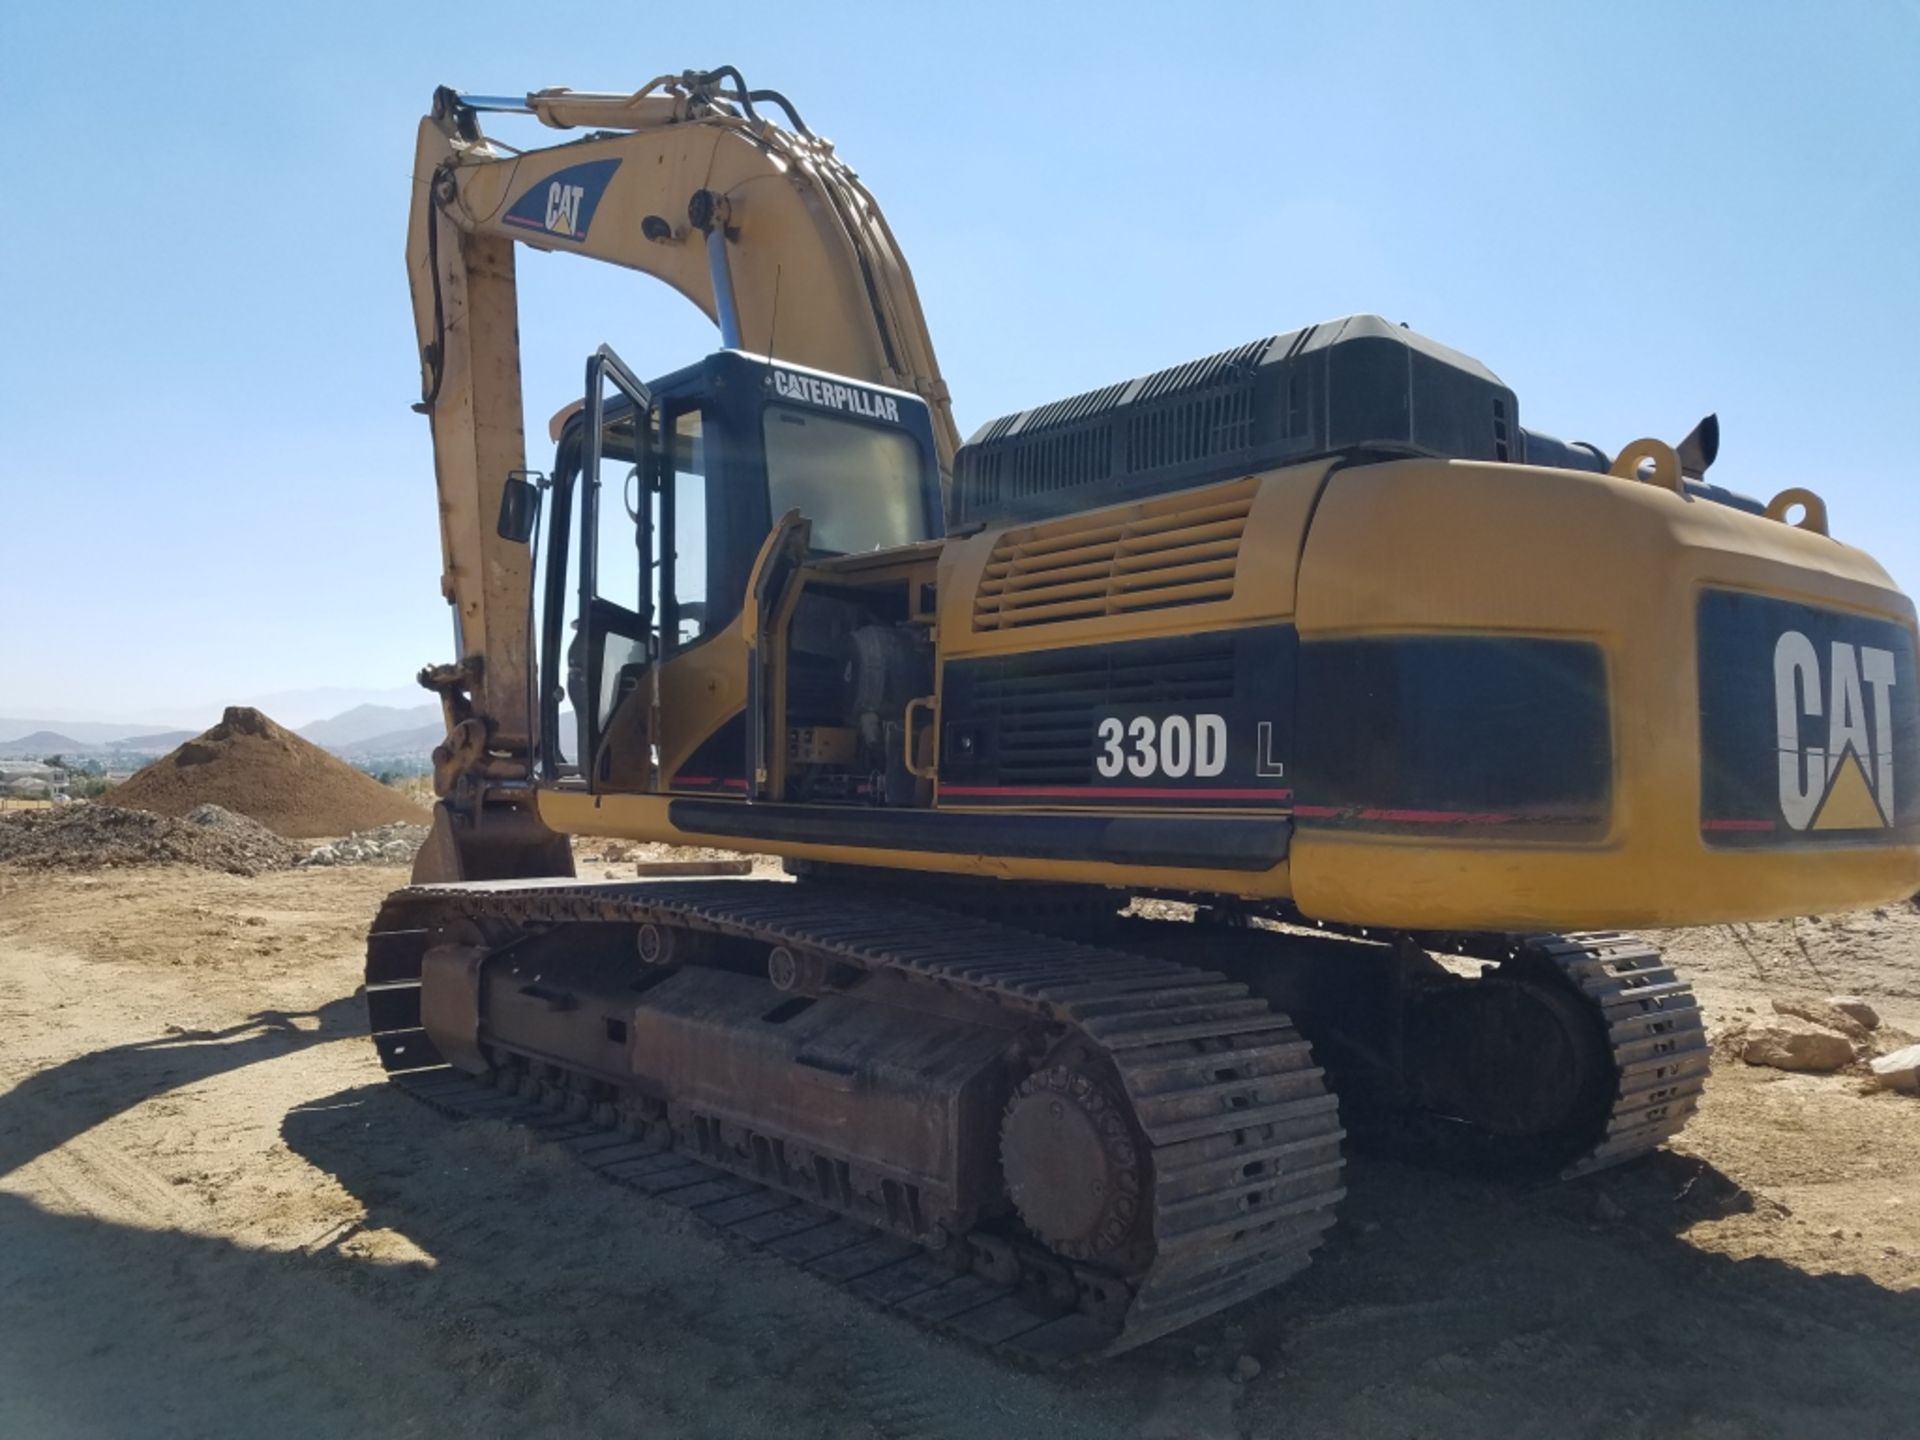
973, 478, 1256, 632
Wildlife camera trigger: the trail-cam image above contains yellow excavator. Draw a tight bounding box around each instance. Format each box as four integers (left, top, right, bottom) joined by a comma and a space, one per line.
369, 68, 1920, 1359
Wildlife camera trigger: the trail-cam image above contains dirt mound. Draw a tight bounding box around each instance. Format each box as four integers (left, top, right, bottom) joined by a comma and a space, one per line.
0, 803, 302, 875
108, 707, 429, 839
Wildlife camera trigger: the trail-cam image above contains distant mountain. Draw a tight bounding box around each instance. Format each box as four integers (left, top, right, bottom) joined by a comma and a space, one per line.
335, 722, 446, 762
0, 730, 83, 755
8, 684, 431, 736
2, 697, 575, 768
0, 718, 163, 747
331, 711, 576, 765
300, 703, 440, 749
218, 685, 427, 730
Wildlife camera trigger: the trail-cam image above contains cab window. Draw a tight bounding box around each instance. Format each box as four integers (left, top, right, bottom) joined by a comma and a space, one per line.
763, 407, 929, 555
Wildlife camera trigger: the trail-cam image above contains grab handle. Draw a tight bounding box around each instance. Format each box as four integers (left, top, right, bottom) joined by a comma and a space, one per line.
903, 696, 937, 780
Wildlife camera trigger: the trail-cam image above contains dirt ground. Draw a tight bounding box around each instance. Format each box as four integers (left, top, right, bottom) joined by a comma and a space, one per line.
2, 863, 1917, 1440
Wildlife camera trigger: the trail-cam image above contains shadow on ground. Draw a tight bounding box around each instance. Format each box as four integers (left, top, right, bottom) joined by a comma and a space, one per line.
0, 1188, 477, 1440
0, 996, 363, 1179
4, 1017, 1918, 1440
281, 1082, 1920, 1440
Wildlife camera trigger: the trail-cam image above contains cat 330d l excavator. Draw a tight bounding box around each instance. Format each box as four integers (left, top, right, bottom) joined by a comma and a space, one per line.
369, 69, 1920, 1359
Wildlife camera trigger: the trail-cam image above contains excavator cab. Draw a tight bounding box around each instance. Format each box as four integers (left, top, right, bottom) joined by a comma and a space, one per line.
527, 346, 943, 795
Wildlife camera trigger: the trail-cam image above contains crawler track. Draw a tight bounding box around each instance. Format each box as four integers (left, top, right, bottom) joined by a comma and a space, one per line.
1113, 918, 1710, 1177
365, 878, 1346, 1361
1521, 931, 1710, 1178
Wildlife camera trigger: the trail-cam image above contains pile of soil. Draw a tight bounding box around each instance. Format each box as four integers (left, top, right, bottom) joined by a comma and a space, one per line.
109, 707, 429, 839
0, 803, 302, 875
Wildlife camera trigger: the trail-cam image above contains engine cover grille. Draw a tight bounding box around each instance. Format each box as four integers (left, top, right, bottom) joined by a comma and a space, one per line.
972, 478, 1255, 633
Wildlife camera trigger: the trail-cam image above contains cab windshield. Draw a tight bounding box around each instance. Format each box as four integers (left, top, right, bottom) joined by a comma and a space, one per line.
763, 406, 930, 556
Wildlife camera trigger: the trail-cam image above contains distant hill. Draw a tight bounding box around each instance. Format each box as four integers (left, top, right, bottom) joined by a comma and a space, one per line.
335, 722, 445, 762
299, 703, 440, 749
0, 718, 161, 747
0, 730, 84, 756
0, 724, 217, 758
2, 699, 575, 769
332, 712, 577, 765
225, 685, 425, 730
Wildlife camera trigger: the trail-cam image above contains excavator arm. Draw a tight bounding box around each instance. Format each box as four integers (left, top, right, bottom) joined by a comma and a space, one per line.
407, 68, 956, 777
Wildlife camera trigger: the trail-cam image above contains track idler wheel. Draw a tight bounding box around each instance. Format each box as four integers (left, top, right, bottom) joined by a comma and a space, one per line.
1402, 964, 1614, 1167
999, 1063, 1148, 1264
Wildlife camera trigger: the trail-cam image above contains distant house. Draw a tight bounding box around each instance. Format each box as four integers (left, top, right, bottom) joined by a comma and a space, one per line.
0, 759, 64, 783
0, 760, 69, 802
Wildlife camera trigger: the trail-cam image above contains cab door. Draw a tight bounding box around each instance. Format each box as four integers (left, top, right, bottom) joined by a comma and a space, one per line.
578, 346, 660, 791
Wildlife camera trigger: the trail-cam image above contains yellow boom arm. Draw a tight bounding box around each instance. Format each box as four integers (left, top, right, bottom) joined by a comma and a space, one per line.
406, 69, 956, 768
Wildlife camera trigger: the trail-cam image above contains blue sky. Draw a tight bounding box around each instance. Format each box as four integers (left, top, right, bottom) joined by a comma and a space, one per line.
2, 1, 1915, 720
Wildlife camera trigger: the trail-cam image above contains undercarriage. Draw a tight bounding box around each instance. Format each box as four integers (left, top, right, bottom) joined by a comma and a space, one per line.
365, 875, 1707, 1361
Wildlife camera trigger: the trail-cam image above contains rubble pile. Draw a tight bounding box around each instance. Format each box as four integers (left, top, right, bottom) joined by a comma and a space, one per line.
0, 803, 302, 875
300, 822, 430, 868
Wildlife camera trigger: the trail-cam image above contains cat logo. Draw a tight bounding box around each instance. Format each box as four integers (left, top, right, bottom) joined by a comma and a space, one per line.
543, 182, 586, 237
501, 158, 620, 244
1774, 631, 1898, 830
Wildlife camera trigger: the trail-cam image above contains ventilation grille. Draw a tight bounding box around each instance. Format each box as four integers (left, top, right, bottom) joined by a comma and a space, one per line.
1125, 382, 1256, 472
973, 478, 1255, 632
950, 638, 1237, 786
958, 344, 1270, 520
965, 406, 1118, 513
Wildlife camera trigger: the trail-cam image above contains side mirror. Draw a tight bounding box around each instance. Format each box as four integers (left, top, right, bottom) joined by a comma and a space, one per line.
497, 473, 540, 543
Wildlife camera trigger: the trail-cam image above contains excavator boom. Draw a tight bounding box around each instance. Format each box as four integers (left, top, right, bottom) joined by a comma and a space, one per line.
408, 70, 955, 769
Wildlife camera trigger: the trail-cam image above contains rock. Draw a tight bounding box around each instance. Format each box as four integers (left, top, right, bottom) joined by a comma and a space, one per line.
1771, 996, 1871, 1042
303, 846, 338, 867
1742, 1023, 1856, 1073
1231, 1354, 1262, 1383
1830, 995, 1882, 1031
1591, 1192, 1626, 1223
1867, 1043, 1920, 1094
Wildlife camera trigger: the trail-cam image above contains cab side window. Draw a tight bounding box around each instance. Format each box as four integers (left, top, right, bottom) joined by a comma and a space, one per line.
667, 407, 710, 649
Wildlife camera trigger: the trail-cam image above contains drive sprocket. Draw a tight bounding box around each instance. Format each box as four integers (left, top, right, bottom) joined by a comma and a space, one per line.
999, 1062, 1147, 1262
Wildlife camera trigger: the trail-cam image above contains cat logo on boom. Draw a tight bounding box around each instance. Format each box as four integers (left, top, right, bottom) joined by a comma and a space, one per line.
501, 159, 621, 244
543, 183, 586, 237
1774, 631, 1898, 831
